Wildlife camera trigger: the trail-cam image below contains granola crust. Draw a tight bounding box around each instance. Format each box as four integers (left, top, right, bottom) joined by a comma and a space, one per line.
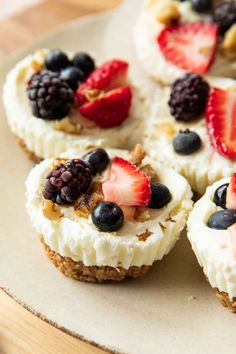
214, 288, 236, 313
40, 236, 150, 282
17, 137, 42, 163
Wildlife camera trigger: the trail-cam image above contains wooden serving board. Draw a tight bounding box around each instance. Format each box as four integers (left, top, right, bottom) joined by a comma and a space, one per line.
0, 1, 120, 353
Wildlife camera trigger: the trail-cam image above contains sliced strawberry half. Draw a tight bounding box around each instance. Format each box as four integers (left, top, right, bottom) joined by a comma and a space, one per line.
75, 59, 129, 105
205, 87, 236, 158
79, 86, 132, 128
226, 173, 236, 209
157, 22, 218, 74
120, 205, 137, 221
102, 157, 151, 207
228, 223, 236, 259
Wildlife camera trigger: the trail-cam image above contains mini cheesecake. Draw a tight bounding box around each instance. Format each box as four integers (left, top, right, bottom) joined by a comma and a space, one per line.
3, 49, 144, 161
187, 173, 236, 312
143, 73, 236, 195
134, 0, 236, 85
25, 145, 193, 282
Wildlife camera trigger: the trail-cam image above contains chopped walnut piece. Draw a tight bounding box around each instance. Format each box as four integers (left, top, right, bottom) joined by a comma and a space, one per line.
136, 229, 153, 241
141, 164, 158, 182
130, 144, 146, 166
134, 207, 151, 222
165, 213, 176, 223
158, 222, 167, 232
42, 199, 62, 221
222, 25, 236, 60
84, 89, 104, 101
54, 117, 82, 135
31, 59, 44, 72
51, 157, 67, 169
155, 1, 180, 25
74, 182, 104, 218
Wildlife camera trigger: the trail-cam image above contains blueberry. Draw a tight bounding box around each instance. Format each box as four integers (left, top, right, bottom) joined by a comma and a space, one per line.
92, 201, 124, 232
191, 0, 212, 13
207, 209, 236, 230
72, 52, 95, 78
173, 129, 201, 155
45, 49, 69, 72
60, 66, 84, 90
213, 183, 229, 209
148, 183, 172, 209
83, 148, 110, 175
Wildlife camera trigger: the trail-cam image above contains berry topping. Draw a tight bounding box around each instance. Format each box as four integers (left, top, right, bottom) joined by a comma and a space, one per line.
79, 86, 132, 128
60, 66, 84, 90
43, 159, 92, 205
102, 157, 151, 207
213, 183, 229, 209
168, 73, 210, 121
27, 70, 74, 120
212, 1, 236, 35
172, 129, 201, 155
158, 22, 218, 74
207, 209, 236, 229
83, 148, 110, 175
75, 59, 129, 105
72, 52, 95, 78
148, 183, 172, 209
226, 173, 236, 209
205, 87, 236, 158
91, 201, 124, 232
45, 49, 69, 72
191, 0, 212, 13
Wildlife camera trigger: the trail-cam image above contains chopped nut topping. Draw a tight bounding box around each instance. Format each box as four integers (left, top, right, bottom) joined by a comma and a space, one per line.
74, 182, 104, 218
31, 59, 44, 72
54, 117, 82, 135
130, 144, 146, 166
136, 229, 153, 241
141, 164, 158, 182
134, 207, 151, 222
155, 1, 180, 25
51, 157, 67, 169
165, 213, 176, 223
158, 222, 167, 232
156, 123, 176, 139
222, 24, 236, 60
84, 89, 104, 101
42, 199, 62, 220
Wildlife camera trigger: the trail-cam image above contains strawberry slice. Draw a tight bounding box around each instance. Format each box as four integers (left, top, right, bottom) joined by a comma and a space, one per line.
102, 157, 151, 207
226, 174, 236, 209
79, 86, 132, 128
120, 205, 137, 221
205, 87, 236, 158
228, 223, 236, 259
75, 59, 129, 105
158, 22, 218, 74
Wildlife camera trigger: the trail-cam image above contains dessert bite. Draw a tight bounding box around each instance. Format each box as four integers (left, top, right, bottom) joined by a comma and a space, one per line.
187, 173, 236, 312
143, 73, 236, 194
3, 49, 144, 161
25, 145, 192, 282
134, 0, 236, 84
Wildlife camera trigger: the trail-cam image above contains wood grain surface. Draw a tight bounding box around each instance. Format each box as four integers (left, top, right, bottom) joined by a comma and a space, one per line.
0, 1, 120, 353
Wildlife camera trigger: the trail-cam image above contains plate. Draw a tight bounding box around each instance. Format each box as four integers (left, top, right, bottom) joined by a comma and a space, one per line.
1, 1, 236, 353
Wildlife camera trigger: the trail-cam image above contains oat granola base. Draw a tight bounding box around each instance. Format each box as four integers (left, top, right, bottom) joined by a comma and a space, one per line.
17, 137, 42, 163
40, 236, 150, 283
214, 288, 236, 313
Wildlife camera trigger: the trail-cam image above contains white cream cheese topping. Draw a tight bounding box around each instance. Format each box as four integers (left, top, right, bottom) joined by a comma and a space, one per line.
25, 149, 193, 268
3, 50, 144, 159
187, 177, 236, 299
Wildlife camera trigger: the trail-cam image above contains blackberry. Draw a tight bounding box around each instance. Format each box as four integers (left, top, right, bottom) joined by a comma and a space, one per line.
27, 70, 74, 120
168, 73, 210, 122
213, 1, 236, 35
43, 159, 93, 205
